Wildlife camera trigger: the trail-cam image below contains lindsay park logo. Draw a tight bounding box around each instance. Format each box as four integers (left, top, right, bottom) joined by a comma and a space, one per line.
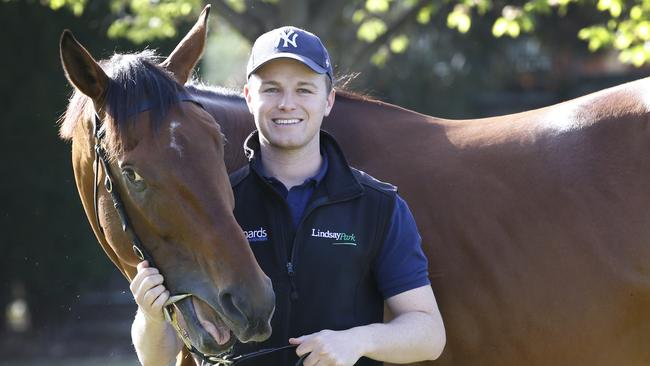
311, 228, 357, 246
244, 227, 268, 242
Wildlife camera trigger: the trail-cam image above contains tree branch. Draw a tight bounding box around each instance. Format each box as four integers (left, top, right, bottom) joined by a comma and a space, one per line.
208, 0, 268, 41
351, 0, 430, 68
243, 0, 280, 31
277, 0, 309, 27
310, 0, 359, 36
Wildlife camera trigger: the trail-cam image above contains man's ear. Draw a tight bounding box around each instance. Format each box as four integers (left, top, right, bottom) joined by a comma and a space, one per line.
243, 83, 254, 114
324, 88, 336, 117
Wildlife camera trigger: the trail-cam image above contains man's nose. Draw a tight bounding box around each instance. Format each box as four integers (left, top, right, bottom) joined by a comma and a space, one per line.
278, 92, 296, 111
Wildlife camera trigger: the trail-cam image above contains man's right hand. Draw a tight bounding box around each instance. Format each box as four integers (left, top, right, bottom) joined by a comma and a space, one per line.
130, 260, 170, 322
130, 261, 182, 366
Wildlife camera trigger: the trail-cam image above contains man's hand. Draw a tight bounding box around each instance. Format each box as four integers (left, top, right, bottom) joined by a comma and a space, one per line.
289, 286, 445, 366
130, 261, 182, 366
290, 329, 364, 366
129, 260, 170, 323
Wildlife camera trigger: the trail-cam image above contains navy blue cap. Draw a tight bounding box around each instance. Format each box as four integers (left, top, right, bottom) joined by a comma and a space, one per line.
247, 26, 333, 81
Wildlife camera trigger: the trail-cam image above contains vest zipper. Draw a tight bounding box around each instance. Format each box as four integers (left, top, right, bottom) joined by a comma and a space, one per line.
286, 262, 299, 300
256, 173, 300, 302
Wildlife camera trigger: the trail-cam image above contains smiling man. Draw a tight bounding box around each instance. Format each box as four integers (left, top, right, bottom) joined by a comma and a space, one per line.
130, 26, 445, 366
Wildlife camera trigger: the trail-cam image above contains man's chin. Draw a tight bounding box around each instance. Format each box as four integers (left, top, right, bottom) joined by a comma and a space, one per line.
261, 132, 321, 152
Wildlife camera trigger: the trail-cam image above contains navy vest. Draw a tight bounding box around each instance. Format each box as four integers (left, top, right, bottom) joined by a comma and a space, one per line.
230, 132, 397, 366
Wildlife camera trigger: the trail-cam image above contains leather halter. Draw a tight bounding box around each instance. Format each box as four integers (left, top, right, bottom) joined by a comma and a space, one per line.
90, 99, 301, 365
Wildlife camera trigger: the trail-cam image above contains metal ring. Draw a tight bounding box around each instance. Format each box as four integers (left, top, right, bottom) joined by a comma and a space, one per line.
104, 175, 113, 192
133, 245, 144, 260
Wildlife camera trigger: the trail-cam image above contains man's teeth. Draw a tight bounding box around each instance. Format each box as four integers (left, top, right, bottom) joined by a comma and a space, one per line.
273, 118, 301, 125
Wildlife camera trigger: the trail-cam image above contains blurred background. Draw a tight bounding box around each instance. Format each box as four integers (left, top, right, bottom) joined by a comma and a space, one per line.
1, 0, 648, 364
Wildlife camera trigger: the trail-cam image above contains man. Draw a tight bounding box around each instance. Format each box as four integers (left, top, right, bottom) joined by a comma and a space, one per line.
131, 26, 445, 366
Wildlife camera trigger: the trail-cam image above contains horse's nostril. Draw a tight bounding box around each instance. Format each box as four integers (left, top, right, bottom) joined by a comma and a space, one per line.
219, 291, 245, 322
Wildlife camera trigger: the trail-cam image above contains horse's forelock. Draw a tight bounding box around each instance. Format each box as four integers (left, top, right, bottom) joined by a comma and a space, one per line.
103, 51, 186, 156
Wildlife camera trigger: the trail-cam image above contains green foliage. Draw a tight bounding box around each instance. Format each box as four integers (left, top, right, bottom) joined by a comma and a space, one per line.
366, 0, 392, 13
107, 0, 201, 43
448, 5, 472, 34
578, 0, 650, 66
48, 0, 86, 16
31, 0, 650, 73
225, 0, 245, 13
390, 34, 410, 53
357, 18, 387, 42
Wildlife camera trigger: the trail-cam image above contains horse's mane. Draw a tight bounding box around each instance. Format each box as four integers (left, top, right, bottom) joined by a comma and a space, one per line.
336, 89, 382, 104
186, 82, 243, 100
59, 50, 187, 156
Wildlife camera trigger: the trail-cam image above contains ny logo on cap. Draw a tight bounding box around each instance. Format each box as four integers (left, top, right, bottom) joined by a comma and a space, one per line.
276, 29, 299, 48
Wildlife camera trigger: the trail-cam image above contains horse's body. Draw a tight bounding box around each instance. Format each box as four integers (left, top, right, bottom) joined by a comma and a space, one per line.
191, 79, 650, 365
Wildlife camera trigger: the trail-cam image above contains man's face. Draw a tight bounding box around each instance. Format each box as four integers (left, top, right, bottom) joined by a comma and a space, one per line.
244, 58, 335, 152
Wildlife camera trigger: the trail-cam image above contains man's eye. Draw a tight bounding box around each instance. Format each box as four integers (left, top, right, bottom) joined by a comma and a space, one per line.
263, 87, 279, 93
297, 88, 313, 94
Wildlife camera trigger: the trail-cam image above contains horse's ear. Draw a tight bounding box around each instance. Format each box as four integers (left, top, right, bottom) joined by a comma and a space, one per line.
160, 5, 210, 85
59, 30, 109, 101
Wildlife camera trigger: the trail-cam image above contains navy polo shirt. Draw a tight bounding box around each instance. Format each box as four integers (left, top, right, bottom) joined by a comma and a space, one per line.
256, 152, 429, 299
260, 153, 329, 230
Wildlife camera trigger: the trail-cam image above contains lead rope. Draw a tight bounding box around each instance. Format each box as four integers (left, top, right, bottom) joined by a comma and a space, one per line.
198, 346, 306, 366
91, 110, 303, 366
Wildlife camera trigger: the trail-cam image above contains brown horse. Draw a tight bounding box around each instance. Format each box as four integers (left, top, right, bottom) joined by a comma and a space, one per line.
189, 51, 650, 366
59, 6, 275, 365
62, 9, 650, 366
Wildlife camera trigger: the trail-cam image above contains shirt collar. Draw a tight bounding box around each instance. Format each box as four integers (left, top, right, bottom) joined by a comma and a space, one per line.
243, 130, 364, 200
252, 150, 329, 188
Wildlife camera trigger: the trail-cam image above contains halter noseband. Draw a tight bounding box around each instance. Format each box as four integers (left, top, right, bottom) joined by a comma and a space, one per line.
90, 99, 300, 365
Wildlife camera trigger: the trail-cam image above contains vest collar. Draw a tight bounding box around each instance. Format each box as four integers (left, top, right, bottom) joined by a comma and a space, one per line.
243, 130, 363, 200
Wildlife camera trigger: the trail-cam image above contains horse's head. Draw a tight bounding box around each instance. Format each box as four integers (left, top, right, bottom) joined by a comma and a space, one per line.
58, 6, 274, 357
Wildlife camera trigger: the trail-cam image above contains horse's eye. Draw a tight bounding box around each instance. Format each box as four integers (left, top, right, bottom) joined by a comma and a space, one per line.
122, 167, 146, 190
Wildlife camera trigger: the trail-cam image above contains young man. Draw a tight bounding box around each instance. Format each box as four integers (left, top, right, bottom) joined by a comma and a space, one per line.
131, 27, 445, 366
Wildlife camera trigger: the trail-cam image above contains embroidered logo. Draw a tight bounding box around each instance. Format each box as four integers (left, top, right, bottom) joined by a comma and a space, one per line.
244, 227, 268, 242
311, 228, 357, 246
276, 29, 299, 48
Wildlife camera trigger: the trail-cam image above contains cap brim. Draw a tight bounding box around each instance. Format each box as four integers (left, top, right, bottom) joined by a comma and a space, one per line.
247, 53, 328, 79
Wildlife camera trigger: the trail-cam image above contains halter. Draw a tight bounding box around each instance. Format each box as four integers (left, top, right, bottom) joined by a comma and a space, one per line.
91, 98, 302, 365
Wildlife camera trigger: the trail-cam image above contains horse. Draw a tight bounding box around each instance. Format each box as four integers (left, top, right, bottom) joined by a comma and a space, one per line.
59, 6, 276, 365
61, 7, 650, 366
188, 34, 650, 366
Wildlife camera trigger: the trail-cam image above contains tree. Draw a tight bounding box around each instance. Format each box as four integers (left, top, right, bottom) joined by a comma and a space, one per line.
22, 0, 650, 68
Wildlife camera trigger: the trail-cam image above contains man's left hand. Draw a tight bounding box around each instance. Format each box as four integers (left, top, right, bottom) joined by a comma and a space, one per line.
290, 329, 364, 366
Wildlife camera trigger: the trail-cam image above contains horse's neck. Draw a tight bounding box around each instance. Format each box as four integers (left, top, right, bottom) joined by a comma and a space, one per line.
190, 88, 255, 172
